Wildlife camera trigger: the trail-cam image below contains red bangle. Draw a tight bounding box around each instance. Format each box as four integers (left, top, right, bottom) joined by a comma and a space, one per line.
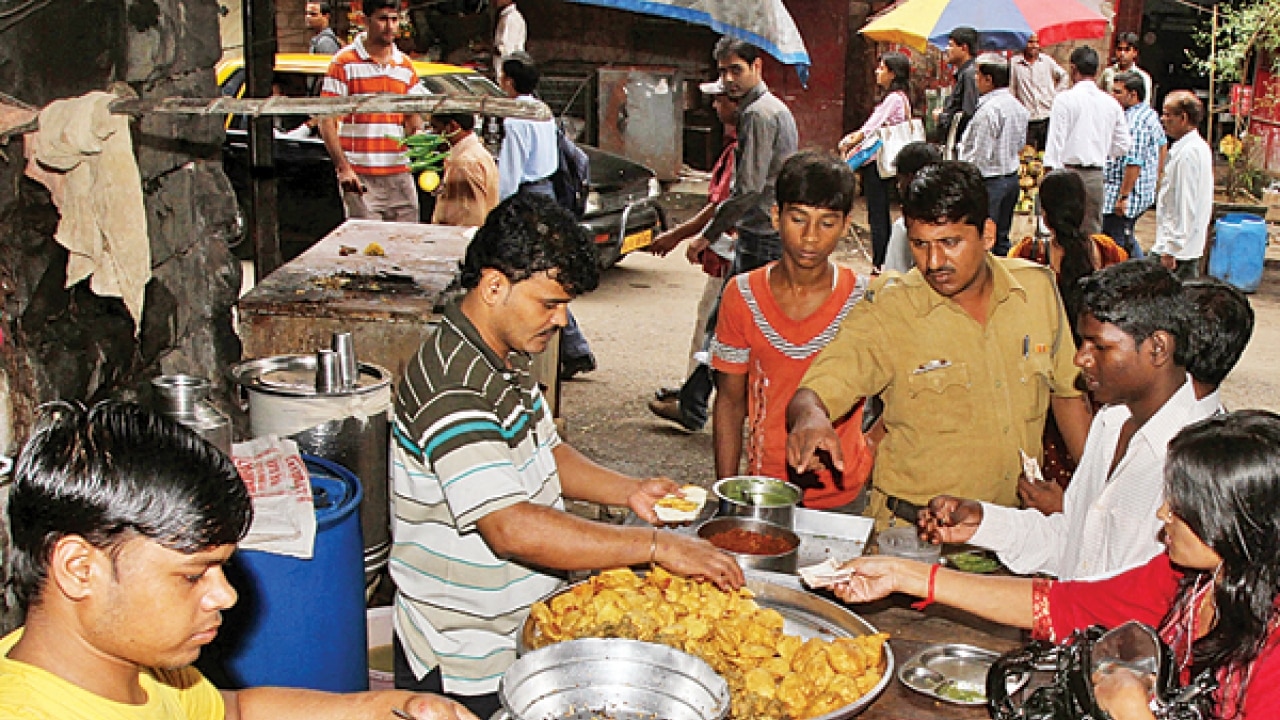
911, 563, 940, 611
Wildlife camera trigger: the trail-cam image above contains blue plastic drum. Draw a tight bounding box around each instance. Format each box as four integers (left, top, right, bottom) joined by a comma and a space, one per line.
199, 455, 368, 692
1210, 213, 1268, 293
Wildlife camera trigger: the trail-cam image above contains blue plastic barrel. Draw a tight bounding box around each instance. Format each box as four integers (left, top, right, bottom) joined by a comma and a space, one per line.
200, 455, 368, 692
1210, 213, 1268, 293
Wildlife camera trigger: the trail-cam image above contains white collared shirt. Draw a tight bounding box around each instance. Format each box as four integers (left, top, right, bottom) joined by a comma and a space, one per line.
1043, 79, 1130, 169
969, 379, 1220, 580
1153, 130, 1215, 260
494, 3, 526, 74
959, 88, 1029, 177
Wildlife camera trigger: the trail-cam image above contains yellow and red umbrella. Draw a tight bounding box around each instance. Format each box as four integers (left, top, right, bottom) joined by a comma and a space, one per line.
861, 0, 1108, 52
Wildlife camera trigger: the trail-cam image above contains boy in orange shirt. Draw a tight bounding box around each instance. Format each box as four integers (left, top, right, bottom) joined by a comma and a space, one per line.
710, 151, 873, 510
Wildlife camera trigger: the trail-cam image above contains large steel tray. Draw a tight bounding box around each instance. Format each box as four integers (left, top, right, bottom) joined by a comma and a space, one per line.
519, 575, 894, 719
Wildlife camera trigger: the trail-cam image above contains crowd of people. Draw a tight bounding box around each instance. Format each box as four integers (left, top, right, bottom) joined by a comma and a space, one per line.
0, 15, 1269, 720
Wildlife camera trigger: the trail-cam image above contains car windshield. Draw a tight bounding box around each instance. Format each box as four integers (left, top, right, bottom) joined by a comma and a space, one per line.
419, 73, 505, 98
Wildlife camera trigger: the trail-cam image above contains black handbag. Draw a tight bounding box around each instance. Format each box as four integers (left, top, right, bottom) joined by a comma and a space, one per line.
987, 621, 1217, 720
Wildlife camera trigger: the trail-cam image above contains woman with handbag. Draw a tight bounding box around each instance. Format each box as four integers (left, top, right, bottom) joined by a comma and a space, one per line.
838, 52, 913, 271
1008, 169, 1125, 492
831, 410, 1280, 720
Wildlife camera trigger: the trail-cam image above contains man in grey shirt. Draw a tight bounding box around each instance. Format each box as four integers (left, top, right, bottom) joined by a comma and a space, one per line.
307, 1, 343, 54
959, 54, 1028, 256
649, 35, 797, 432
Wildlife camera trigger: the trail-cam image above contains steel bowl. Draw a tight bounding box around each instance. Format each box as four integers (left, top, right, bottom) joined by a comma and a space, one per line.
499, 638, 730, 720
697, 516, 800, 573
713, 475, 802, 529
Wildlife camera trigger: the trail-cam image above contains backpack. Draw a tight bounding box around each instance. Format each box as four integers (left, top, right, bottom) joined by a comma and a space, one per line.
551, 125, 590, 219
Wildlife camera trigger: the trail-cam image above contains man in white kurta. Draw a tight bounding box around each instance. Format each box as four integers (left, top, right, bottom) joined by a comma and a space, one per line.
1151, 90, 1214, 280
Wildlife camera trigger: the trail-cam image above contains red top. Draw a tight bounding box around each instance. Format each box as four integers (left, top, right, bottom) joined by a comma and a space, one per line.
711, 265, 873, 509
1038, 553, 1280, 719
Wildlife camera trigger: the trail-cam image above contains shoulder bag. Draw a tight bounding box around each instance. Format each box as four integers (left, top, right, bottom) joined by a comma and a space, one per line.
876, 93, 925, 178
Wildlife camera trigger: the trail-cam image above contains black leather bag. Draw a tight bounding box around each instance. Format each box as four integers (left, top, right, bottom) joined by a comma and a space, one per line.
987, 621, 1216, 720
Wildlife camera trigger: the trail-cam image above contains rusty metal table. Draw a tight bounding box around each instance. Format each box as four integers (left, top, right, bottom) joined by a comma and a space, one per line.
236, 219, 559, 406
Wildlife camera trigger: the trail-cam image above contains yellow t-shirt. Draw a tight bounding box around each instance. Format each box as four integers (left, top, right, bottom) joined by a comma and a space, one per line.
0, 628, 225, 720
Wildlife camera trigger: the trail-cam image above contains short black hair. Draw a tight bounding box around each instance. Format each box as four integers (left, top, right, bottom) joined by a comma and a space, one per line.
1184, 277, 1254, 388
363, 0, 398, 16
976, 53, 1011, 88
312, 1, 332, 17
1116, 31, 1140, 49
501, 51, 540, 95
1070, 46, 1100, 77
776, 150, 857, 214
459, 193, 599, 296
895, 142, 942, 178
7, 401, 253, 610
714, 36, 762, 65
902, 161, 988, 231
949, 27, 979, 55
1116, 71, 1146, 102
431, 112, 475, 132
1078, 260, 1192, 365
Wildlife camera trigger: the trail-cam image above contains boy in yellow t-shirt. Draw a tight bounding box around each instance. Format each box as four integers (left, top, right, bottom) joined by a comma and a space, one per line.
0, 401, 475, 720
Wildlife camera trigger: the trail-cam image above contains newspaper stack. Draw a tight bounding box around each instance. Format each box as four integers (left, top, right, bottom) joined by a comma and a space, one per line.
231, 435, 317, 559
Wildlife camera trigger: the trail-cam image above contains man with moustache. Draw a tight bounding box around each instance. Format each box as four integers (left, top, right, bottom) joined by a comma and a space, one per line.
787, 162, 1092, 530
389, 193, 743, 718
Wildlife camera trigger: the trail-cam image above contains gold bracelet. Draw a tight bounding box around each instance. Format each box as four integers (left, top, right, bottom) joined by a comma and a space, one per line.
649, 528, 659, 566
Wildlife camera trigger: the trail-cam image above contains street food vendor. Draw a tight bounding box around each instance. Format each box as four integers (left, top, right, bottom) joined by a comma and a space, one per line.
831, 411, 1280, 720
0, 401, 476, 720
786, 161, 1092, 529
388, 193, 743, 717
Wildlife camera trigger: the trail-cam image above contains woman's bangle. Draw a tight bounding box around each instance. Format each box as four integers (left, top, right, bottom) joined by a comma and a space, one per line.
649, 528, 659, 566
910, 563, 940, 611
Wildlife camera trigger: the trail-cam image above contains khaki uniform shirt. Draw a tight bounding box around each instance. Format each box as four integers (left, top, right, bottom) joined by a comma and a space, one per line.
431, 132, 499, 227
801, 256, 1081, 507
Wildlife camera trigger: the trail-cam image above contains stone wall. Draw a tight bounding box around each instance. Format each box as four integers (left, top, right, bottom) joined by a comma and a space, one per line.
0, 0, 243, 629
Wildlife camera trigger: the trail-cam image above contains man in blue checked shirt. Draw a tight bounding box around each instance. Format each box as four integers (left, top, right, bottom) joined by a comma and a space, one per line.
1102, 71, 1166, 258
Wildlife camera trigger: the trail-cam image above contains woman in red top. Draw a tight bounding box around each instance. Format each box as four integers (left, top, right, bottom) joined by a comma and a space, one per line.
832, 410, 1280, 719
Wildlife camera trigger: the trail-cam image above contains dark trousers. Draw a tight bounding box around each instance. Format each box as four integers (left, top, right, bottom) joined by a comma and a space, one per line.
985, 172, 1020, 256
1026, 119, 1049, 152
861, 164, 892, 267
393, 636, 502, 719
1102, 212, 1144, 259
674, 227, 782, 429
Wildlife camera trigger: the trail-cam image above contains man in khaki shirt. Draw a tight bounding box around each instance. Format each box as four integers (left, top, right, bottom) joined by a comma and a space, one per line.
787, 162, 1091, 529
428, 112, 499, 227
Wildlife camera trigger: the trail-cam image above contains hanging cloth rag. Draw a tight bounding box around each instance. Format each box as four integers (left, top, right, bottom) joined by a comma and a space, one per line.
24, 91, 149, 332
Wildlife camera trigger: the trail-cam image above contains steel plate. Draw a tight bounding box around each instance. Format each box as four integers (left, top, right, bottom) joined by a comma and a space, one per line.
898, 643, 1029, 706
519, 575, 894, 719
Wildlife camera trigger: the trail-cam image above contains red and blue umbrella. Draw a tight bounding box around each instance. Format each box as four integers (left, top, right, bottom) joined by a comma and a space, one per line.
861, 0, 1109, 52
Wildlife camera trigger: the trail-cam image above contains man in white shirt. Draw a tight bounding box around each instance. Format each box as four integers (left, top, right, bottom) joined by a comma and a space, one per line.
1152, 91, 1214, 280
960, 54, 1028, 256
1010, 33, 1068, 151
492, 0, 526, 76
1099, 32, 1154, 107
1043, 45, 1130, 237
921, 261, 1217, 581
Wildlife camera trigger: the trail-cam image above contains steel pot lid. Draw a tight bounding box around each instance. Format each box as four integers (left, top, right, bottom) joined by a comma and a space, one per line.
230, 354, 391, 398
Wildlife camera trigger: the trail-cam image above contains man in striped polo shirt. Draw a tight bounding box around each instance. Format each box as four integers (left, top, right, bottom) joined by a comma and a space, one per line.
319, 0, 423, 222
389, 193, 743, 717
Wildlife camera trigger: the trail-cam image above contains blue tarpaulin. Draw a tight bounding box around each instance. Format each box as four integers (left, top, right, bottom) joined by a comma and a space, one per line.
564, 0, 810, 84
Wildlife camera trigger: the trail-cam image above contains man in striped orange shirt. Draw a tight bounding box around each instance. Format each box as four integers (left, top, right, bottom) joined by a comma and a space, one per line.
319, 0, 424, 222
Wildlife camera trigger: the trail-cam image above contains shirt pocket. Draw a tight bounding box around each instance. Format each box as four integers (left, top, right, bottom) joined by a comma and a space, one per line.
904, 363, 972, 433
1019, 353, 1054, 421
